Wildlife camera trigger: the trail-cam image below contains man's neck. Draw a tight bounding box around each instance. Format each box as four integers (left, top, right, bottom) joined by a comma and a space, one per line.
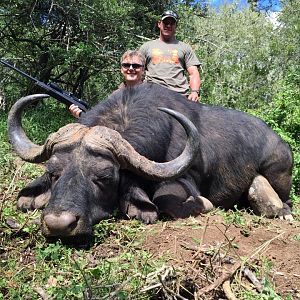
159, 35, 176, 43
125, 80, 142, 87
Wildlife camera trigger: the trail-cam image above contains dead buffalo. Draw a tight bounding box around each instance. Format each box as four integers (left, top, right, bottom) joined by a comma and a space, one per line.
8, 83, 293, 244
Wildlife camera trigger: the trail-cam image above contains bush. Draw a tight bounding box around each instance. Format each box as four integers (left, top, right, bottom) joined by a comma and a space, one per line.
248, 70, 300, 197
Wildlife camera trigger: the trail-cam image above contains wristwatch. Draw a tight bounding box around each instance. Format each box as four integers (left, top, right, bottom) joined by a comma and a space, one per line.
191, 90, 199, 94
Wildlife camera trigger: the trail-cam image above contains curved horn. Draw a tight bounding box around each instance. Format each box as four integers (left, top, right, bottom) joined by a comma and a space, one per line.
7, 94, 52, 163
85, 108, 200, 181
7, 94, 86, 163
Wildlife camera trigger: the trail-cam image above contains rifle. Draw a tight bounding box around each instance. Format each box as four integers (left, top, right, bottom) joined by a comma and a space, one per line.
0, 59, 90, 112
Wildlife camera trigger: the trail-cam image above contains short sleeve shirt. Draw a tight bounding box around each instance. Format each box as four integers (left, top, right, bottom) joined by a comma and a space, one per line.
140, 39, 201, 94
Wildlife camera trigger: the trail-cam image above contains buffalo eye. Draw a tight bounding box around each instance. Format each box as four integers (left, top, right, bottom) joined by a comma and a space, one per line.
49, 172, 60, 183
92, 168, 116, 188
92, 174, 112, 188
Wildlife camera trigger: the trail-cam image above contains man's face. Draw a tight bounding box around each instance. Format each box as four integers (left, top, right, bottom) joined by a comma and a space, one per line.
158, 17, 177, 40
120, 56, 144, 85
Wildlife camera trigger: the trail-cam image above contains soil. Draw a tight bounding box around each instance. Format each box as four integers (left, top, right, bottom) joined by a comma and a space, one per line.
140, 214, 300, 299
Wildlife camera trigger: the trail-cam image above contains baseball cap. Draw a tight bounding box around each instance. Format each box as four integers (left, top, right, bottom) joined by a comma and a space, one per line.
161, 10, 179, 22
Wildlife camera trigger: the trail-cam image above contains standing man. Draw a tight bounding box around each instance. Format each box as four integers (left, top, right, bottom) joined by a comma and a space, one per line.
140, 10, 201, 102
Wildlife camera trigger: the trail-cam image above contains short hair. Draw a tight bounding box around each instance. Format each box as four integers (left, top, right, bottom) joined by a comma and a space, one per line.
120, 50, 145, 66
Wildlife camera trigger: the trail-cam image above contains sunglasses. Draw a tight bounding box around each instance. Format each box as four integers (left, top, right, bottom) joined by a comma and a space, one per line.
162, 18, 176, 25
121, 63, 144, 69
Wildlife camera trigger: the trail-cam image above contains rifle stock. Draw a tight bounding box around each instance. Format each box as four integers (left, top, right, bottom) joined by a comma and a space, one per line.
0, 59, 90, 112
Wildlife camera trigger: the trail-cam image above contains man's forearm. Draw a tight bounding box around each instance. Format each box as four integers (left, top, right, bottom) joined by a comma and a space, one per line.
188, 68, 201, 102
189, 72, 201, 92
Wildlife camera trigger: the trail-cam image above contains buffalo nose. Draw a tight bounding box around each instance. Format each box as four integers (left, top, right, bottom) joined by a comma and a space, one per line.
43, 212, 78, 235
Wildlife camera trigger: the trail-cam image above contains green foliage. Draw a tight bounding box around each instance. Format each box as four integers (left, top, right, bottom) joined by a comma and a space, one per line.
248, 70, 300, 196
240, 279, 285, 300
184, 6, 279, 109
223, 206, 247, 227
277, 0, 300, 73
0, 0, 169, 109
292, 234, 300, 242
0, 210, 160, 299
21, 99, 74, 143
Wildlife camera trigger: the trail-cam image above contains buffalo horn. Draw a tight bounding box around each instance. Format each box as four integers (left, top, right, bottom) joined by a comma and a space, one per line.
7, 94, 86, 163
86, 108, 200, 181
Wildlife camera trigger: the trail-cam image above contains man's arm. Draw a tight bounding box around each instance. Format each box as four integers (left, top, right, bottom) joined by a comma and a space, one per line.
187, 65, 201, 102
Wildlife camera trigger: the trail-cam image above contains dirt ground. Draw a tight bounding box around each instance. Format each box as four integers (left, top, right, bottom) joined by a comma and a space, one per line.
140, 214, 300, 299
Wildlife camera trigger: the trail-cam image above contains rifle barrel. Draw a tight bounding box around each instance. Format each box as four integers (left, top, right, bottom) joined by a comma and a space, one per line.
0, 59, 37, 82
0, 59, 90, 112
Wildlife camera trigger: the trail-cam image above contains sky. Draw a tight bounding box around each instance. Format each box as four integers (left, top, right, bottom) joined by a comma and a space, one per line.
208, 0, 281, 11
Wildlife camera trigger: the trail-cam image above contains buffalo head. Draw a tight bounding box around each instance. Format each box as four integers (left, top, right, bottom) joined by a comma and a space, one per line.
8, 94, 200, 243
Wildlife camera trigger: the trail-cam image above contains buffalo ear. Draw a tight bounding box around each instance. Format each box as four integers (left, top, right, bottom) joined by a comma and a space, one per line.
17, 173, 51, 211
17, 190, 51, 211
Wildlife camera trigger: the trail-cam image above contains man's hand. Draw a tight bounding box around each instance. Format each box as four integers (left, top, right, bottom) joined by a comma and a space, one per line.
188, 91, 199, 102
69, 104, 83, 118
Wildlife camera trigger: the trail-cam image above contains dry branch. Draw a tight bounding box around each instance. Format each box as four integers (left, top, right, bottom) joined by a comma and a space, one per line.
243, 267, 263, 292
158, 274, 188, 300
33, 287, 50, 300
223, 279, 239, 300
197, 261, 242, 296
196, 231, 286, 297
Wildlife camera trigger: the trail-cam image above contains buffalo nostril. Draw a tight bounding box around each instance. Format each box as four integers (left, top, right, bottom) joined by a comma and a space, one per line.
43, 212, 78, 235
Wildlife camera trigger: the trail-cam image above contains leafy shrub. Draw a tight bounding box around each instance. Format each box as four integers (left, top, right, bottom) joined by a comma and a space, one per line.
249, 71, 300, 197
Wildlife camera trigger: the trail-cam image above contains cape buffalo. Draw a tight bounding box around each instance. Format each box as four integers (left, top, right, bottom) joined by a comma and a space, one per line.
8, 83, 293, 244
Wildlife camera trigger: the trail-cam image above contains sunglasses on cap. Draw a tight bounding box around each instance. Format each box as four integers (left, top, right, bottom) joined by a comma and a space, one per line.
121, 63, 144, 69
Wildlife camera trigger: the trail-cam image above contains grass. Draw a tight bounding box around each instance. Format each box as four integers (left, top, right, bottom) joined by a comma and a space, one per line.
1, 213, 162, 299
1, 187, 299, 299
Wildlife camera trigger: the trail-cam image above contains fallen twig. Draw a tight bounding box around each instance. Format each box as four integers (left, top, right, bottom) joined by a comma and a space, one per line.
196, 231, 285, 297
98, 273, 142, 300
33, 287, 50, 300
157, 274, 187, 300
192, 216, 210, 261
223, 279, 239, 300
197, 260, 242, 296
140, 265, 174, 293
242, 267, 263, 292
